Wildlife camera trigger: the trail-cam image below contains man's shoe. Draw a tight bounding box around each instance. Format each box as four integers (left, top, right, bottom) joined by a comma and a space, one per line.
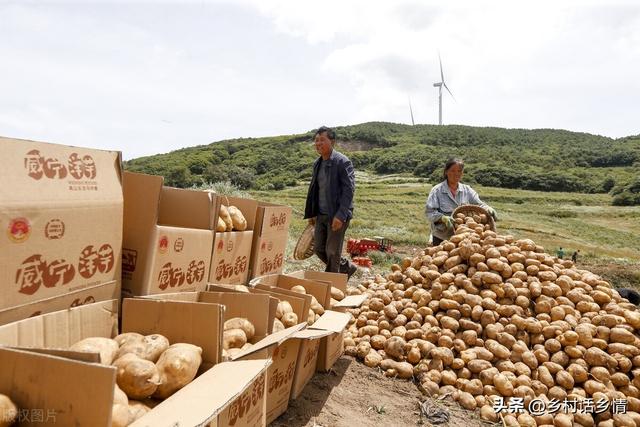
347, 263, 358, 280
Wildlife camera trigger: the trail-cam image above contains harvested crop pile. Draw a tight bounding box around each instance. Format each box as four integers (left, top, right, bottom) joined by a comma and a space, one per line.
343, 215, 640, 426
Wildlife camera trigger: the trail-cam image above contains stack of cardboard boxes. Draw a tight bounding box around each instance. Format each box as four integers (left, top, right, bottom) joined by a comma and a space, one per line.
0, 136, 363, 426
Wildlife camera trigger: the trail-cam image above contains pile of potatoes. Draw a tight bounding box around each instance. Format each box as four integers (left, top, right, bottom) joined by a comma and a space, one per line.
0, 393, 17, 427
342, 216, 640, 427
216, 205, 247, 232
454, 210, 490, 227
69, 334, 202, 427
222, 317, 256, 360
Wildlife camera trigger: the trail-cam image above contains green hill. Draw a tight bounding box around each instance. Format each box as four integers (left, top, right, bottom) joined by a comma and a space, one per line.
124, 122, 640, 202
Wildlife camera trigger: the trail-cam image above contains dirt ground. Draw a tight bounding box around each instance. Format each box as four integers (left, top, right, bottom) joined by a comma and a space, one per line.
271, 356, 488, 427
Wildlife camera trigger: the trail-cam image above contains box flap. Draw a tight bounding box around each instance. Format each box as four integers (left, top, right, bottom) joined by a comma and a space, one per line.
0, 346, 115, 427
131, 359, 271, 427
140, 292, 201, 302
158, 186, 214, 230
293, 329, 333, 339
123, 170, 162, 235
232, 323, 306, 360
256, 274, 332, 309
0, 300, 119, 348
289, 270, 348, 292
8, 346, 102, 364
332, 294, 368, 308
122, 298, 223, 366
309, 310, 350, 334
0, 280, 120, 326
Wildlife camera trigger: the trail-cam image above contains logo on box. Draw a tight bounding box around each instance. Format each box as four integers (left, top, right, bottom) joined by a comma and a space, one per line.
157, 260, 206, 290
15, 243, 115, 295
217, 240, 224, 253
174, 237, 184, 253
7, 217, 31, 243
45, 219, 65, 240
158, 235, 169, 253
24, 150, 97, 181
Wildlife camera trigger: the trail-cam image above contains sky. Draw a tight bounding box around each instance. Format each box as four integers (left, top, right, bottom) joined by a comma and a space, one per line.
1, 0, 639, 160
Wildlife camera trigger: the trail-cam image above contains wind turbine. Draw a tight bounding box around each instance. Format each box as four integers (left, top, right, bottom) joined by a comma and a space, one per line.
433, 54, 454, 125
408, 96, 415, 125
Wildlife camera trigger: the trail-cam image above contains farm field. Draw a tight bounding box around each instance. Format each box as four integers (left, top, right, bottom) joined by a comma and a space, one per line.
250, 173, 640, 288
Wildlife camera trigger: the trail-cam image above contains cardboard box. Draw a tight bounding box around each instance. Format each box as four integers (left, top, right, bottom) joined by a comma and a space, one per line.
0, 136, 123, 312
289, 270, 360, 371
0, 279, 119, 326
254, 202, 292, 238
209, 195, 258, 285
122, 171, 215, 297
249, 232, 288, 279
251, 274, 352, 397
0, 299, 270, 426
163, 285, 304, 425
249, 202, 292, 279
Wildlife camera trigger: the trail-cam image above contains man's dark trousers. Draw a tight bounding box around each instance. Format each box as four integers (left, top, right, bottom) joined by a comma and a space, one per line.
314, 214, 350, 273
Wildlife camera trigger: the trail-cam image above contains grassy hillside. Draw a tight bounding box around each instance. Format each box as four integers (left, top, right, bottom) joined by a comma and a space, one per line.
124, 122, 640, 202
246, 173, 640, 288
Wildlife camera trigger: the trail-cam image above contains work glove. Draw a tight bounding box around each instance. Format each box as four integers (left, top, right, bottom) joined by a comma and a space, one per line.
486, 207, 498, 221
440, 215, 454, 231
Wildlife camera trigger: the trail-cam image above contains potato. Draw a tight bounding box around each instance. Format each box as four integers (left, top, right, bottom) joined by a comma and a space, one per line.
282, 312, 299, 328
380, 359, 414, 379
227, 206, 247, 231
111, 384, 129, 427
223, 328, 247, 350
216, 216, 227, 232
273, 318, 285, 332
0, 394, 18, 427
153, 343, 202, 399
113, 353, 161, 400
117, 334, 170, 363
224, 317, 256, 341
331, 287, 345, 301
291, 285, 307, 294
114, 332, 144, 347
219, 204, 233, 231
276, 301, 293, 319
70, 337, 119, 365
128, 400, 152, 424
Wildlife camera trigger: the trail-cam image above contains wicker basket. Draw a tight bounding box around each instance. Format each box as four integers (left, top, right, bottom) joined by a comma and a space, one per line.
452, 204, 496, 232
293, 224, 315, 260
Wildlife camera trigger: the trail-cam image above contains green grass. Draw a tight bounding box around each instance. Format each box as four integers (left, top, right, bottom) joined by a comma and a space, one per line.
249, 172, 640, 286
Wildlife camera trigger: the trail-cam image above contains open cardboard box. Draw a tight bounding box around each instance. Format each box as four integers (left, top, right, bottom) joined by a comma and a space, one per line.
209, 195, 258, 285
0, 298, 270, 426
0, 136, 123, 322
288, 270, 365, 371
122, 171, 215, 297
251, 274, 350, 399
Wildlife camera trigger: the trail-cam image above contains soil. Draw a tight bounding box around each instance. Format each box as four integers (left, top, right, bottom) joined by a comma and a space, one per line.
271, 356, 488, 427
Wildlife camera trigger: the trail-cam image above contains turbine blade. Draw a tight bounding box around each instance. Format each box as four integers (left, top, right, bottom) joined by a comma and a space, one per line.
443, 82, 455, 101
439, 53, 444, 82
408, 96, 415, 126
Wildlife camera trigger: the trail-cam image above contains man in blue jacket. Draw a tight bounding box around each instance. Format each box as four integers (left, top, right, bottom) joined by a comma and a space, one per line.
304, 126, 357, 278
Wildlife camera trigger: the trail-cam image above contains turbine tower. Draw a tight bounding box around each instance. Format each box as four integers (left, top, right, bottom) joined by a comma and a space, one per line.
433, 54, 454, 125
